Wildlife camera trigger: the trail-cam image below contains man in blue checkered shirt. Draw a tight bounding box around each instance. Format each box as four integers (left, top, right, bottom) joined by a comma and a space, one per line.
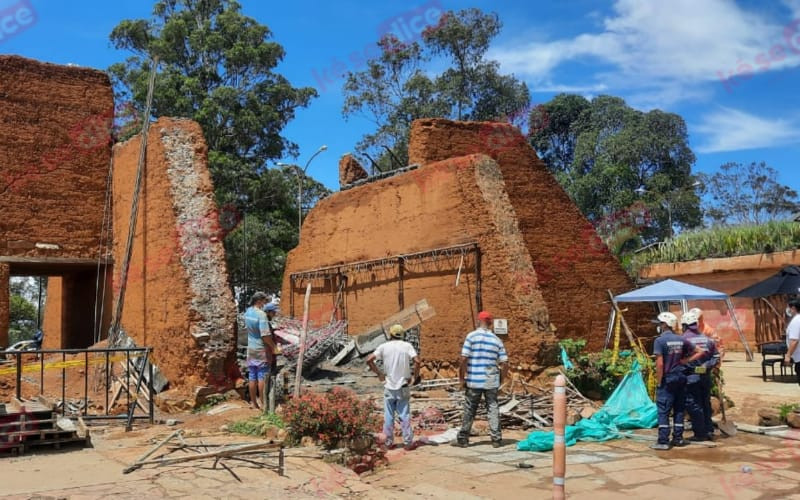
453, 310, 509, 448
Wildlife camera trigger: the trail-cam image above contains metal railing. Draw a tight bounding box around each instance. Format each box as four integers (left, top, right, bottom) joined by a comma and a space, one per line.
1, 347, 154, 429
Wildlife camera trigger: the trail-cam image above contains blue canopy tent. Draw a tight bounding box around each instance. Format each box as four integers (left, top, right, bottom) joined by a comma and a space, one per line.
612, 279, 753, 361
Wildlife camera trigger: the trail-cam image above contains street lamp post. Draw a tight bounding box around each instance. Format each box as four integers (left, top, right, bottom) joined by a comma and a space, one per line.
278, 145, 327, 235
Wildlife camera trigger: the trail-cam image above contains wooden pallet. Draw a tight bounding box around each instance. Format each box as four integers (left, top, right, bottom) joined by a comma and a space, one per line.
0, 398, 89, 456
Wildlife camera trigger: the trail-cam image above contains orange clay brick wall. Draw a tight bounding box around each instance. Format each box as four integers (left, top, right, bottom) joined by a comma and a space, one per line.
283, 152, 561, 370
408, 119, 652, 350
112, 118, 237, 392
0, 56, 112, 260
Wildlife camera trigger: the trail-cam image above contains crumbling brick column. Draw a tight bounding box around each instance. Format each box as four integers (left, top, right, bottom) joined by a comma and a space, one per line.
0, 263, 9, 347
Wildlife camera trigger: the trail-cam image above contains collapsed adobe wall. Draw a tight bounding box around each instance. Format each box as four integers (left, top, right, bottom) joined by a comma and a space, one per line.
0, 56, 112, 260
408, 119, 650, 350
112, 118, 237, 392
283, 153, 560, 371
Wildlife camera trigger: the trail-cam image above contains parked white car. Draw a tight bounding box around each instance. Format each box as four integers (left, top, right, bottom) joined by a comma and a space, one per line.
0, 340, 38, 362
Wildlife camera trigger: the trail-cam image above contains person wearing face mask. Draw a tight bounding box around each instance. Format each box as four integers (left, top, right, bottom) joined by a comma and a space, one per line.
783, 299, 800, 386
651, 312, 704, 450
681, 311, 719, 442
689, 307, 724, 362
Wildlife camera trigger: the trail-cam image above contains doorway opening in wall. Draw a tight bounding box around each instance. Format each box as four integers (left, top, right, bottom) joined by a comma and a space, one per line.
5, 276, 46, 351
4, 259, 112, 350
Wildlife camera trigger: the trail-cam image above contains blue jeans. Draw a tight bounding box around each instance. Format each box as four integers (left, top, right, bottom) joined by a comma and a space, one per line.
383, 386, 413, 446
656, 383, 685, 444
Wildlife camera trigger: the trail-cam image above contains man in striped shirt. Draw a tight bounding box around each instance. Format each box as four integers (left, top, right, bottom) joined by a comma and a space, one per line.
454, 311, 509, 448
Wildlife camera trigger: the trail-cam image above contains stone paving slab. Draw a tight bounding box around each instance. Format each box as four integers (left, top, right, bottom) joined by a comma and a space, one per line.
566, 452, 609, 464
478, 449, 543, 462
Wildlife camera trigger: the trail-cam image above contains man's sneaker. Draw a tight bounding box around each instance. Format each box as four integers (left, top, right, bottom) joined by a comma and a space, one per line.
689, 435, 710, 442
451, 440, 469, 448
491, 440, 503, 448
671, 439, 689, 447
403, 442, 418, 451
650, 442, 670, 450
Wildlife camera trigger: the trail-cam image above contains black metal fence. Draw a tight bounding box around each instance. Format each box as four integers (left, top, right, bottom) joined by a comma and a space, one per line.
1, 347, 154, 429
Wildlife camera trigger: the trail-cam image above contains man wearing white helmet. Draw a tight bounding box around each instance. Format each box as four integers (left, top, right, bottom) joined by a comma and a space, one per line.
689, 307, 724, 360
367, 324, 420, 451
681, 311, 719, 441
651, 311, 703, 450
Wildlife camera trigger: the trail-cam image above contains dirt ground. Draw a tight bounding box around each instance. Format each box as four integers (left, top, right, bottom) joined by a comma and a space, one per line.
1, 350, 799, 499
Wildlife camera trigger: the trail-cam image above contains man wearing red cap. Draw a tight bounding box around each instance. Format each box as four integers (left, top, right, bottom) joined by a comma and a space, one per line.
454, 310, 509, 448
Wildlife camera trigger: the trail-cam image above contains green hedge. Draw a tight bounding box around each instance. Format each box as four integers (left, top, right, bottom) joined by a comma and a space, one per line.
631, 220, 800, 273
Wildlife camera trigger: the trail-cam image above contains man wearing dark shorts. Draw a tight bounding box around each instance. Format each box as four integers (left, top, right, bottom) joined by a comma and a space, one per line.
244, 292, 278, 410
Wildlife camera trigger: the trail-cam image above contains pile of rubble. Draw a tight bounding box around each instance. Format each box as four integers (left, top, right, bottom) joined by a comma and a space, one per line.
410, 376, 596, 430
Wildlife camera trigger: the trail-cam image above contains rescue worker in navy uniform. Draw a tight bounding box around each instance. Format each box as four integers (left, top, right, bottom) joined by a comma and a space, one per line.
651, 312, 703, 450
681, 311, 720, 442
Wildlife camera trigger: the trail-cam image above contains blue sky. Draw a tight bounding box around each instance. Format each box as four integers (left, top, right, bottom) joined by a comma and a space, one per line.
2, 0, 799, 196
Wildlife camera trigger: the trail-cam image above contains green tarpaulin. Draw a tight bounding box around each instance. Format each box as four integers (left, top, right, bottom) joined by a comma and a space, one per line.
517, 361, 657, 452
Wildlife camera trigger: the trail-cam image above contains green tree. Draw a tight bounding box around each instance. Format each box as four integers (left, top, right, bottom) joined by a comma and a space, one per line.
530, 94, 699, 242
701, 162, 799, 225
108, 0, 317, 293
343, 8, 529, 170
9, 294, 37, 345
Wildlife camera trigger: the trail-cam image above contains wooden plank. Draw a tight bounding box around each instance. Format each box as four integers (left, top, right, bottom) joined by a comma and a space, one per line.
126, 441, 283, 469
123, 429, 183, 473
354, 299, 436, 354
329, 340, 356, 366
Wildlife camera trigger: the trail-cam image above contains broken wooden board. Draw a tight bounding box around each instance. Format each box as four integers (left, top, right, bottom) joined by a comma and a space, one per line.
329, 340, 356, 366
499, 398, 520, 415
354, 299, 436, 354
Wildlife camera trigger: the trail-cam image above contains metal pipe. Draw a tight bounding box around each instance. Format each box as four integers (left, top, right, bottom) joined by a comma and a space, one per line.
61, 351, 66, 417
126, 350, 149, 431
105, 351, 110, 413
126, 350, 130, 416
398, 257, 405, 310
18, 347, 149, 354
149, 353, 155, 424
553, 374, 567, 499
40, 354, 44, 395
289, 242, 480, 281
80, 414, 151, 421
84, 351, 89, 416
475, 247, 483, 312
15, 353, 21, 400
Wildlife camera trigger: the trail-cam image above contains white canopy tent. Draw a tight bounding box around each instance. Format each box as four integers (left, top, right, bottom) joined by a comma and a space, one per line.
611, 279, 753, 361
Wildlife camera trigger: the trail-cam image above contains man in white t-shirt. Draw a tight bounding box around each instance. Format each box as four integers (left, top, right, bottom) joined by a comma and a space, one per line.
783, 299, 800, 386
367, 324, 420, 450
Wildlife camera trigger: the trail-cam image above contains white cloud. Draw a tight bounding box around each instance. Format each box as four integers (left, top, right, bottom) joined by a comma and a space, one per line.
534, 83, 609, 94
491, 0, 800, 106
694, 107, 800, 153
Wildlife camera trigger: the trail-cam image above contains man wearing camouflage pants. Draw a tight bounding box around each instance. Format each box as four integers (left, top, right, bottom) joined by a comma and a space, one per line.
454, 311, 509, 448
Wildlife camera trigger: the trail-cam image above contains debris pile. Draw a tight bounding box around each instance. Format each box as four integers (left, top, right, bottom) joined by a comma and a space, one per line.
276, 319, 349, 372
123, 429, 284, 476
411, 375, 595, 430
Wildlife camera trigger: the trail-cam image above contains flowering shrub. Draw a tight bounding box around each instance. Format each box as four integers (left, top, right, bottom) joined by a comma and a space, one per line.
283, 387, 380, 450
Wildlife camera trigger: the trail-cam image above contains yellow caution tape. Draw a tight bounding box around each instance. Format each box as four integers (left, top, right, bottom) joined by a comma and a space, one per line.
0, 353, 144, 376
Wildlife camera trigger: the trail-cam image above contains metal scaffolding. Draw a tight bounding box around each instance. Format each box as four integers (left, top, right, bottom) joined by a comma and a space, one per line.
288, 242, 482, 320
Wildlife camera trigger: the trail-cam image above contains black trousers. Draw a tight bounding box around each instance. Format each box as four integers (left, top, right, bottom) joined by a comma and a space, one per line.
794, 361, 800, 386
